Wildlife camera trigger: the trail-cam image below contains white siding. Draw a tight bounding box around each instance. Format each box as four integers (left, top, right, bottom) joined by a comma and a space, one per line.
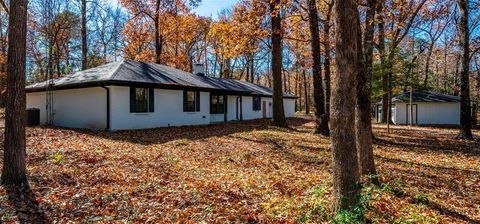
394, 102, 460, 125
226, 95, 239, 121
241, 96, 263, 120
284, 98, 296, 117
26, 92, 47, 124
109, 86, 210, 130
27, 86, 297, 130
26, 87, 107, 129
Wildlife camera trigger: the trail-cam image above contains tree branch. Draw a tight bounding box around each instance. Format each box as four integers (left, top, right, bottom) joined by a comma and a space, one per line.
0, 0, 8, 14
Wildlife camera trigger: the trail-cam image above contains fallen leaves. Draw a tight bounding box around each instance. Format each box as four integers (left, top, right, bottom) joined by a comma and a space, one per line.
0, 118, 479, 223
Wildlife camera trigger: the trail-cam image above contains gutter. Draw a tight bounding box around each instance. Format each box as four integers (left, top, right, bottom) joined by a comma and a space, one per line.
100, 85, 110, 131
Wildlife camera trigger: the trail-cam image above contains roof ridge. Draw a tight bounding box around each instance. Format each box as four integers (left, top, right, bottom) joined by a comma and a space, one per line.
107, 60, 126, 81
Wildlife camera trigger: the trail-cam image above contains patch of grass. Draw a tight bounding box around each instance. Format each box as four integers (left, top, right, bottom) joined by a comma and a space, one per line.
51, 153, 64, 164
412, 192, 430, 204
171, 139, 190, 146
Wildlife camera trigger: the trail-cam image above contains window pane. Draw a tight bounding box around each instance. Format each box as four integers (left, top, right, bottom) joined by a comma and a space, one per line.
184, 91, 197, 112
135, 88, 148, 112
210, 95, 224, 114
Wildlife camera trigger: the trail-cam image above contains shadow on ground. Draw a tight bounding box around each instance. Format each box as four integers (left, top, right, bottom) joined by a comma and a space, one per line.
64, 117, 312, 145
3, 184, 49, 223
373, 126, 480, 223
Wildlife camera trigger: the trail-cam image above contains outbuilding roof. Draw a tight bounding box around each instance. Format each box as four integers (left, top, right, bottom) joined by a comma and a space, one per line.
26, 60, 296, 98
377, 91, 460, 104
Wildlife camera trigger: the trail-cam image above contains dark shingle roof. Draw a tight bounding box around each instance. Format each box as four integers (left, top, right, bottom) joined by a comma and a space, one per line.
377, 91, 460, 104
26, 60, 296, 98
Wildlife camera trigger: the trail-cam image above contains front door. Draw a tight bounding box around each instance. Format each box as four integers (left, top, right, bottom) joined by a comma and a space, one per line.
406, 104, 418, 125
262, 101, 267, 118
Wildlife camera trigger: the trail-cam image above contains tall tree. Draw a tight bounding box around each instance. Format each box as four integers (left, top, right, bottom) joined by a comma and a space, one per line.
356, 0, 377, 178
307, 0, 329, 135
331, 0, 361, 210
81, 0, 87, 70
1, 0, 28, 185
377, 0, 427, 123
457, 0, 473, 139
321, 0, 333, 122
270, 0, 287, 127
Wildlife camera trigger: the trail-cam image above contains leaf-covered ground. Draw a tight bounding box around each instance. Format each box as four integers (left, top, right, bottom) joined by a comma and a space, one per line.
0, 117, 479, 223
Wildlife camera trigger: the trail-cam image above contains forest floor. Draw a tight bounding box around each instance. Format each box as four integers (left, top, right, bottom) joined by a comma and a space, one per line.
0, 116, 479, 223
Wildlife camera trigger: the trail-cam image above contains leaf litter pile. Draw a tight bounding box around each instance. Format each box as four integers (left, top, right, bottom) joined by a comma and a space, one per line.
0, 117, 479, 223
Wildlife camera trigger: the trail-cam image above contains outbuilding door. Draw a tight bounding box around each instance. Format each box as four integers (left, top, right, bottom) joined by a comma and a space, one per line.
406, 104, 418, 125
376, 105, 382, 123
262, 101, 267, 118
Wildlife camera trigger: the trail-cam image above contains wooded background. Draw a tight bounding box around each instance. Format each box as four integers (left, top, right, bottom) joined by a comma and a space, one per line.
0, 0, 479, 116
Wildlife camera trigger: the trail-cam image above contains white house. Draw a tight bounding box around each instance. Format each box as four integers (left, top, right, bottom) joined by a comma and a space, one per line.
375, 91, 461, 125
26, 60, 297, 131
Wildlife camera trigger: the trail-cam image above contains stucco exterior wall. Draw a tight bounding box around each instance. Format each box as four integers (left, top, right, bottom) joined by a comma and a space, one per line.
109, 86, 210, 130
27, 86, 297, 130
26, 87, 107, 129
394, 102, 460, 125
26, 92, 47, 125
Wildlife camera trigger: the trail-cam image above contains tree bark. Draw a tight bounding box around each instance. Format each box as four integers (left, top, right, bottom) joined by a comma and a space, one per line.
1, 0, 28, 185
81, 0, 87, 70
270, 0, 287, 127
323, 1, 333, 123
303, 70, 310, 114
377, 4, 388, 123
457, 0, 473, 139
331, 0, 361, 210
356, 0, 377, 179
424, 46, 434, 88
154, 0, 162, 64
307, 0, 329, 135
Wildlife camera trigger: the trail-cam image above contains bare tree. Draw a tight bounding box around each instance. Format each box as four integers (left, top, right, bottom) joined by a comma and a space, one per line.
81, 0, 87, 70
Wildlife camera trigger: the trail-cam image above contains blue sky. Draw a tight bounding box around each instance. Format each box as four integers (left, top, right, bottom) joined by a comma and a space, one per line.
107, 0, 238, 19
193, 0, 238, 19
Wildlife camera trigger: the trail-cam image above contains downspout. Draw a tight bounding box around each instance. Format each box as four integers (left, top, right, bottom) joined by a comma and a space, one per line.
100, 85, 110, 131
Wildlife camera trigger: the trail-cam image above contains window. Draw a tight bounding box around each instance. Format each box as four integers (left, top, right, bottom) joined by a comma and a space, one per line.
210, 94, 225, 114
252, 96, 261, 111
130, 87, 154, 113
183, 91, 200, 112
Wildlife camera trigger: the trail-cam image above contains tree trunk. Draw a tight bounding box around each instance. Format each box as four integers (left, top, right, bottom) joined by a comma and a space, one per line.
154, 0, 162, 64
323, 5, 332, 123
424, 46, 433, 88
1, 0, 28, 185
377, 5, 388, 123
457, 0, 473, 139
250, 53, 255, 82
307, 0, 329, 135
356, 0, 377, 179
270, 0, 287, 127
81, 0, 87, 70
474, 57, 480, 125
331, 0, 361, 210
303, 70, 310, 114
295, 70, 299, 111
